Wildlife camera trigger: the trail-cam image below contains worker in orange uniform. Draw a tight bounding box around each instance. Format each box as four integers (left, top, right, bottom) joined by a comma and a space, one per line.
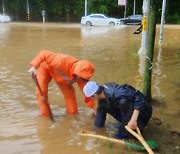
28, 50, 95, 120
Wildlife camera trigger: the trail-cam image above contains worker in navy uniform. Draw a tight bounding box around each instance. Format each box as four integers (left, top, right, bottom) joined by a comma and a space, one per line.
83, 81, 152, 139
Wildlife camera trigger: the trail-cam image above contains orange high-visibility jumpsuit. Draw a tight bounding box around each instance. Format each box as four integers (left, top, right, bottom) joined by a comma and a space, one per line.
30, 50, 95, 117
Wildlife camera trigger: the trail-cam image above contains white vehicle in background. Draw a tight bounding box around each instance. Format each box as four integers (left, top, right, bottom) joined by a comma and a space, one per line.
81, 14, 120, 26
0, 14, 10, 23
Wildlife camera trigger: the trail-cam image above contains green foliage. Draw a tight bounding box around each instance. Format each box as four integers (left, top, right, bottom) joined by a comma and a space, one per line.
89, 0, 121, 17
0, 0, 179, 22
73, 0, 84, 16
166, 0, 180, 22
31, 0, 45, 18
166, 13, 180, 24
99, 5, 108, 14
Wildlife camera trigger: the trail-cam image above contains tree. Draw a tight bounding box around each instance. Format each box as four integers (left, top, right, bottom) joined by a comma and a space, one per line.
142, 0, 159, 101
0, 0, 179, 22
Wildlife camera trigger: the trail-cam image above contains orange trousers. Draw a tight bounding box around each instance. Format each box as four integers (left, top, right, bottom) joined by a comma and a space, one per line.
36, 66, 78, 117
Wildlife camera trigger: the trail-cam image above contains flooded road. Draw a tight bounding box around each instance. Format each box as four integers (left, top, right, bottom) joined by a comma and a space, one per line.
0, 22, 179, 154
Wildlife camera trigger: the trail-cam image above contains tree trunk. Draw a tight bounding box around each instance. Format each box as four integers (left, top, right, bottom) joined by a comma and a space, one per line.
66, 10, 70, 22
142, 0, 157, 101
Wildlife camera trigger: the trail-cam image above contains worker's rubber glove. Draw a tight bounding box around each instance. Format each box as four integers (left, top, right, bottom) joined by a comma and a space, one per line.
28, 66, 37, 76
114, 132, 128, 139
84, 96, 91, 104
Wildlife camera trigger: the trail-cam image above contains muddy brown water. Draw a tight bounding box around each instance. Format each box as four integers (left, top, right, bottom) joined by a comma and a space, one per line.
0, 22, 179, 154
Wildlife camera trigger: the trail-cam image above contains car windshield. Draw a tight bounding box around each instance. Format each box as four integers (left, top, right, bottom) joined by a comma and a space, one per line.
129, 15, 142, 19
104, 15, 109, 18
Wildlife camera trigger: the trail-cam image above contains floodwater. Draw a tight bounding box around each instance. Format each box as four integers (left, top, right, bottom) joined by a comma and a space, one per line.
0, 22, 179, 154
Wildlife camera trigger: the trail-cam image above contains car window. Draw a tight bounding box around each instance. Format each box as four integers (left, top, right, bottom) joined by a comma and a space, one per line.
129, 15, 136, 19
90, 15, 105, 19
136, 15, 142, 19
128, 15, 142, 19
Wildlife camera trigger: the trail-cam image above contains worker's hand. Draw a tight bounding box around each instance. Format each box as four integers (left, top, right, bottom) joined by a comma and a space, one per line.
86, 108, 96, 118
127, 119, 137, 130
28, 66, 37, 76
127, 109, 139, 130
90, 108, 97, 116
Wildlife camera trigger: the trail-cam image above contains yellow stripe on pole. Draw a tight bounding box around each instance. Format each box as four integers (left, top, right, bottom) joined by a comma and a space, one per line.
142, 16, 147, 31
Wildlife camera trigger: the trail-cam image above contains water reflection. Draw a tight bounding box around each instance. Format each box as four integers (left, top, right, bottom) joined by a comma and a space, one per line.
36, 109, 100, 154
135, 53, 145, 90
0, 23, 10, 46
153, 43, 164, 99
81, 26, 111, 37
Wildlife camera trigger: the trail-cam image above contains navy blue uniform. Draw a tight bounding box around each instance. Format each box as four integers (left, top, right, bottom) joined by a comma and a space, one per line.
95, 82, 152, 136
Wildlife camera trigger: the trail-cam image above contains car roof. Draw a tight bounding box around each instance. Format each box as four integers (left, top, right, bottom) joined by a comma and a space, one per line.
0, 13, 9, 16
89, 14, 105, 16
129, 14, 142, 17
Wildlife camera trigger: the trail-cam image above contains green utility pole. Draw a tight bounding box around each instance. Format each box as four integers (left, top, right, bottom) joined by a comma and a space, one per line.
142, 0, 157, 101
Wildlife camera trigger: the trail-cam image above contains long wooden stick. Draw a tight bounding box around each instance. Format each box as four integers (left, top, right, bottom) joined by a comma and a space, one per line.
32, 74, 44, 97
31, 74, 54, 122
125, 126, 154, 154
78, 130, 125, 145
136, 127, 142, 137
78, 129, 149, 151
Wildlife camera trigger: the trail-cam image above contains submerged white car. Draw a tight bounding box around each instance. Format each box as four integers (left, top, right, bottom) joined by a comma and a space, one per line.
0, 14, 10, 23
81, 14, 120, 26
